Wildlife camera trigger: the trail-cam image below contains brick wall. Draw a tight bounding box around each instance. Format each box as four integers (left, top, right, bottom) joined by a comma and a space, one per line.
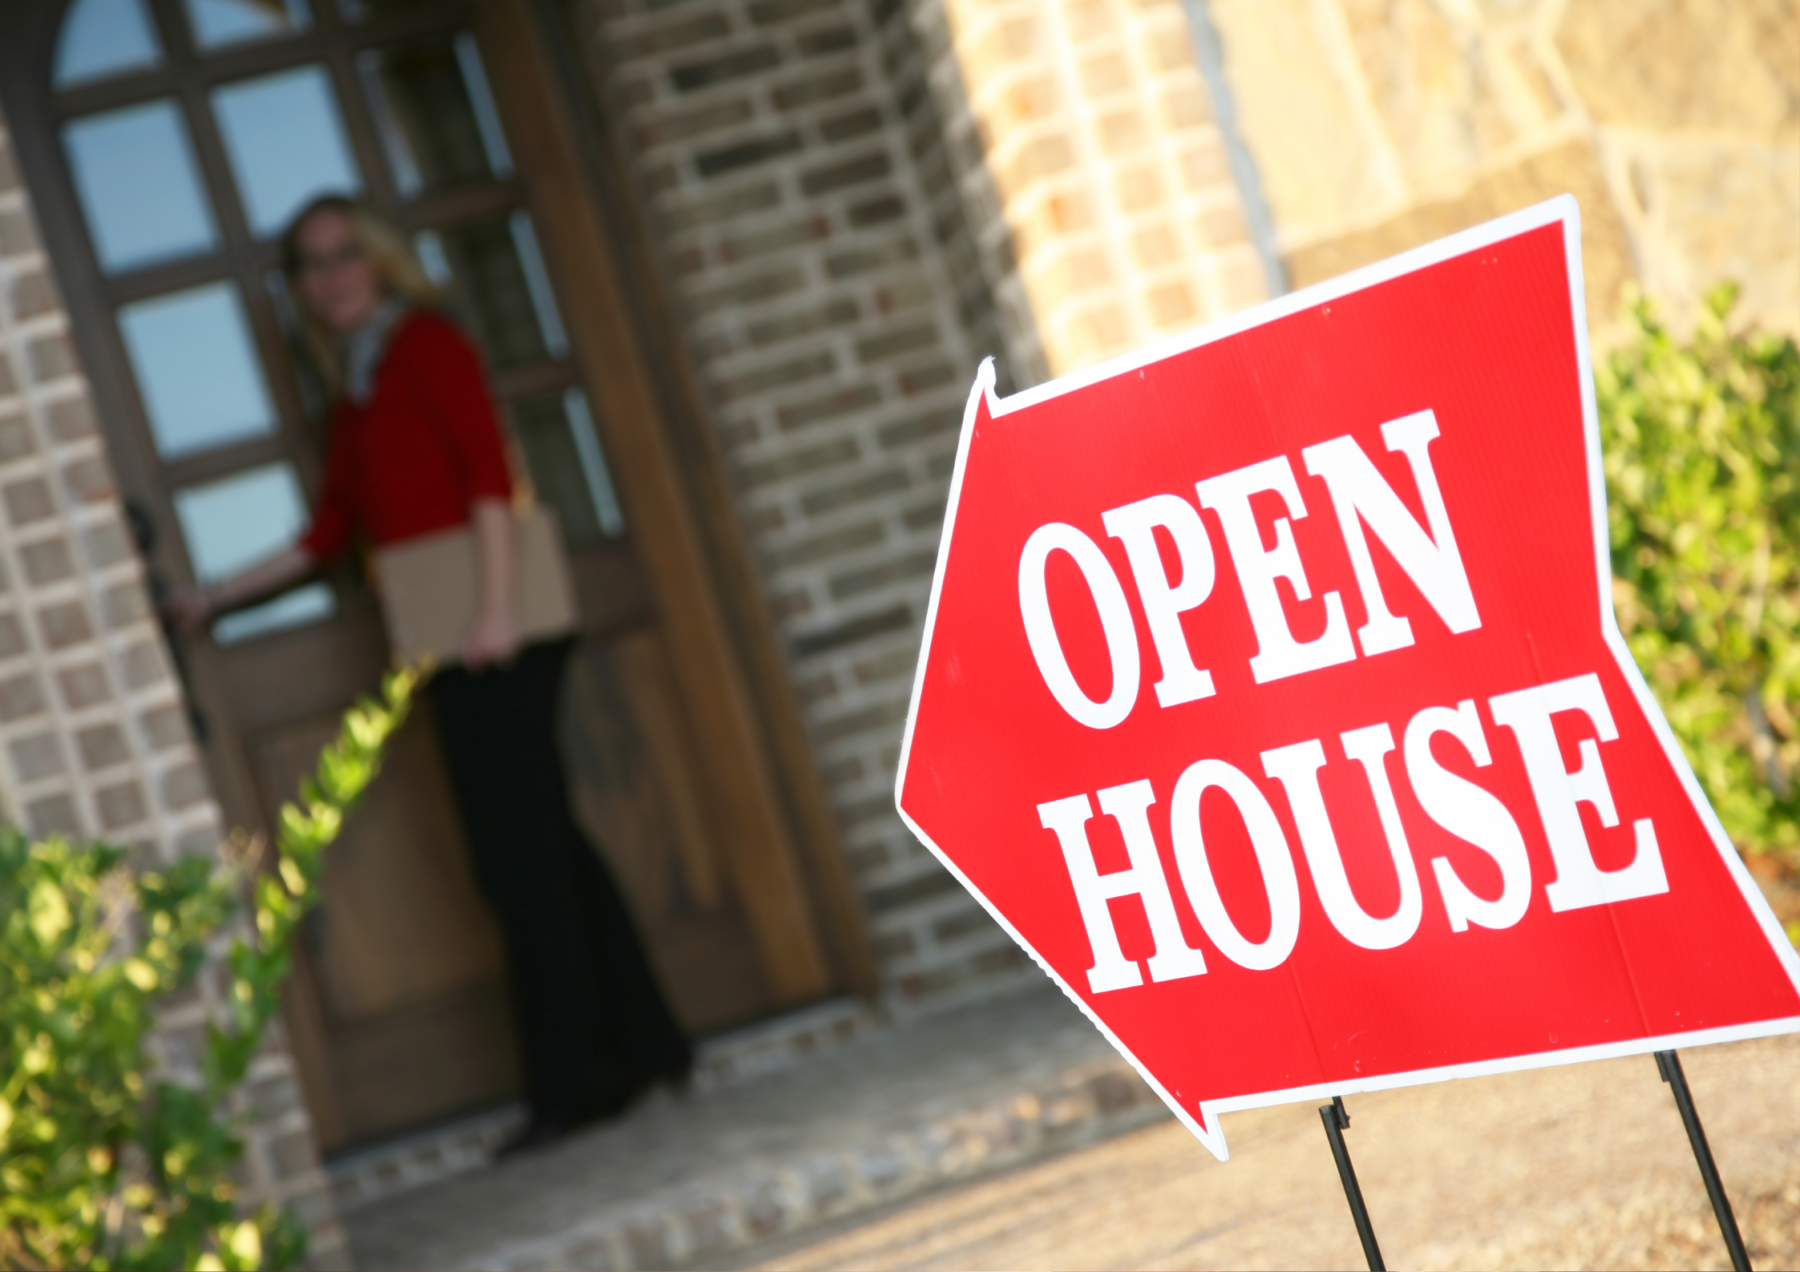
1209, 0, 1800, 340
920, 0, 1271, 375
575, 0, 1041, 1005
568, 0, 1287, 1005
0, 117, 347, 1268
904, 0, 1052, 388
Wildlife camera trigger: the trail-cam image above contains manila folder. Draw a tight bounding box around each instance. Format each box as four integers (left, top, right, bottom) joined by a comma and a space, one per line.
374, 506, 577, 665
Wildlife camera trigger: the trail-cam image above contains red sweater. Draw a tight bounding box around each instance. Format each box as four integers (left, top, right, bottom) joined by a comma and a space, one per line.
300, 310, 513, 562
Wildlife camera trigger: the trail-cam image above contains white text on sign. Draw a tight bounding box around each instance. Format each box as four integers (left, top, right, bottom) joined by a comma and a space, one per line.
1020, 410, 1670, 989
1017, 409, 1482, 724
1035, 673, 1671, 992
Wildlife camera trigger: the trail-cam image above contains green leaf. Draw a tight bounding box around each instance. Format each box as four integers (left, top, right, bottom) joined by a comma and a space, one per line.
0, 664, 425, 1270
1601, 286, 1800, 856
28, 878, 71, 946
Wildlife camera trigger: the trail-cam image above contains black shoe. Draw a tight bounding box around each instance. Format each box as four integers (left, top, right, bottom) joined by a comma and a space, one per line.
494, 1117, 572, 1160
659, 1057, 695, 1096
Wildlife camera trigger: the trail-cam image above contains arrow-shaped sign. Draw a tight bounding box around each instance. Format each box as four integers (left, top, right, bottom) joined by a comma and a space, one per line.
894, 197, 1800, 1160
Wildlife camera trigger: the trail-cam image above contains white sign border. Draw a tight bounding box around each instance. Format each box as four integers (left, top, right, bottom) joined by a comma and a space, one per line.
892, 194, 1800, 1162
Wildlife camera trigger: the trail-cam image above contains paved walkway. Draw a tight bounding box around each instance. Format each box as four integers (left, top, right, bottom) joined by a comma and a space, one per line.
343, 997, 1800, 1271
339, 871, 1800, 1272
341, 988, 1165, 1270
717, 1032, 1800, 1272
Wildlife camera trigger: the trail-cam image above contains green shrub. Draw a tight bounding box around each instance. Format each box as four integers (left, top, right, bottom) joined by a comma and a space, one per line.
1599, 284, 1800, 858
1, 668, 420, 1270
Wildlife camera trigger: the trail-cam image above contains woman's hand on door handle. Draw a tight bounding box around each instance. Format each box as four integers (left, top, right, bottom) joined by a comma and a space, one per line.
160, 547, 318, 637
162, 584, 214, 636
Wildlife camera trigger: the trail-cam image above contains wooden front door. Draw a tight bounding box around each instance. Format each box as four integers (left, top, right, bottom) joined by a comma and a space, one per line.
0, 0, 862, 1154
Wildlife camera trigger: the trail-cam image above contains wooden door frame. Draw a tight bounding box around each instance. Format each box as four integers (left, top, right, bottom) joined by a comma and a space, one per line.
477, 0, 877, 1000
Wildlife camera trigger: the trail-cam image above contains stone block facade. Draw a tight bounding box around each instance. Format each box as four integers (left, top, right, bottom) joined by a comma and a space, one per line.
1209, 0, 1800, 339
0, 120, 347, 1268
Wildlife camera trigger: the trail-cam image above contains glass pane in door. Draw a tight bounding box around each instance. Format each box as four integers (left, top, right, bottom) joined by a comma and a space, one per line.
182, 0, 311, 50
359, 33, 512, 198
173, 463, 334, 643
118, 282, 277, 457
510, 388, 624, 548
415, 212, 566, 370
54, 0, 163, 87
64, 101, 218, 273
213, 65, 361, 238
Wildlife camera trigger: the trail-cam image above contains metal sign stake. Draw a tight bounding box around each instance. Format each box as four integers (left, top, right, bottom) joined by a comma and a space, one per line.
1655, 1050, 1752, 1271
1320, 1095, 1385, 1271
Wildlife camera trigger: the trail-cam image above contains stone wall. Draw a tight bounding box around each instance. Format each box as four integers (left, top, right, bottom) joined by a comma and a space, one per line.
0, 116, 346, 1268
574, 0, 1038, 1006
1209, 0, 1800, 338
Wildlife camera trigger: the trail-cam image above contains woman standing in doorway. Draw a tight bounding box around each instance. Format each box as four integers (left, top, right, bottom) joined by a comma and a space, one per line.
167, 196, 692, 1153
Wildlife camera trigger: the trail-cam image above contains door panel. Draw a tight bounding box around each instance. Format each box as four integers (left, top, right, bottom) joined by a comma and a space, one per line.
324, 983, 518, 1145
562, 629, 773, 1032
565, 544, 653, 634
253, 705, 503, 1022
251, 700, 518, 1145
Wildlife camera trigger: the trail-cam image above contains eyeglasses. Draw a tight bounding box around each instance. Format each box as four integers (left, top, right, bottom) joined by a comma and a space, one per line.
295, 241, 366, 276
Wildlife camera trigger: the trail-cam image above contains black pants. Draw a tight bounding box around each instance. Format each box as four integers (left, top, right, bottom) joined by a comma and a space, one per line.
430, 639, 691, 1125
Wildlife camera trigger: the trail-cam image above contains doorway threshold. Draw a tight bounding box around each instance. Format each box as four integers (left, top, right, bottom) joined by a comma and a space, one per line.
340, 986, 1167, 1270
329, 996, 883, 1215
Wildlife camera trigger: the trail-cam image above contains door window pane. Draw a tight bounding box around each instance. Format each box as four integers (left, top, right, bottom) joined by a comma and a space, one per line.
118, 282, 277, 458
359, 33, 511, 198
416, 212, 566, 370
54, 0, 163, 87
174, 463, 334, 643
64, 101, 217, 274
511, 389, 624, 547
213, 65, 361, 239
182, 0, 311, 50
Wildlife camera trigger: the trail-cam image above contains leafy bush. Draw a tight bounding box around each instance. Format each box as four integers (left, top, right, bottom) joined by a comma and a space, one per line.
1, 668, 420, 1270
1600, 284, 1800, 857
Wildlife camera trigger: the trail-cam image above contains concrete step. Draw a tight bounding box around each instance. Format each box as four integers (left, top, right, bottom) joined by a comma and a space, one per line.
339, 989, 1170, 1270
328, 997, 884, 1217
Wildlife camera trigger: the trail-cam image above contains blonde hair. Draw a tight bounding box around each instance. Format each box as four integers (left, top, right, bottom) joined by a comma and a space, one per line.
281, 195, 445, 397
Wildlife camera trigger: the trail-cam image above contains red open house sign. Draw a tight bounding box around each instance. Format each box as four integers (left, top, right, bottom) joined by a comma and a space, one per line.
894, 197, 1800, 1161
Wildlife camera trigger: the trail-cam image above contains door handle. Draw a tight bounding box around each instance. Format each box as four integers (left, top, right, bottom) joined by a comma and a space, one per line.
125, 498, 209, 744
